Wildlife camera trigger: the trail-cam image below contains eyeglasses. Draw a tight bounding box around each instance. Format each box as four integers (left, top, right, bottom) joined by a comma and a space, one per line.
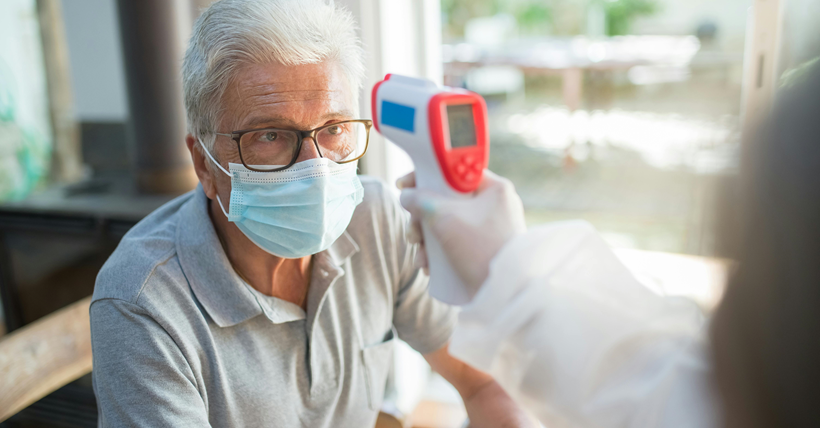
214, 119, 373, 172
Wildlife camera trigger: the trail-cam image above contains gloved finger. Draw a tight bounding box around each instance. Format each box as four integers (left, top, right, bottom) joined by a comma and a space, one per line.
476, 169, 514, 193
482, 172, 525, 218
471, 171, 523, 218
400, 188, 428, 246
399, 188, 445, 222
396, 171, 416, 190
414, 244, 429, 270
405, 217, 423, 244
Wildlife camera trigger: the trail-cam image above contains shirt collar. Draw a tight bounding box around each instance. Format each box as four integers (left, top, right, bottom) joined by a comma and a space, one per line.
175, 185, 360, 328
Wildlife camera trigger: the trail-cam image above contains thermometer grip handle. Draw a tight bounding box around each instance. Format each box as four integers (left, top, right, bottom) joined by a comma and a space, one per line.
420, 195, 473, 306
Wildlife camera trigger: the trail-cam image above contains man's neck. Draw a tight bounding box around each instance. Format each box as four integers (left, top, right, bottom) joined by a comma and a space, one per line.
208, 199, 312, 309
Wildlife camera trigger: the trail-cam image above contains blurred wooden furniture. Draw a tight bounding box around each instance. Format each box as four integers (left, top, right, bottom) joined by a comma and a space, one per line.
409, 400, 468, 428
375, 410, 404, 428
0, 296, 92, 422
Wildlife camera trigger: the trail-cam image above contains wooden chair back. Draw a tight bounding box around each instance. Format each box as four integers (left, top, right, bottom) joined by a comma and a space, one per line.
0, 296, 92, 422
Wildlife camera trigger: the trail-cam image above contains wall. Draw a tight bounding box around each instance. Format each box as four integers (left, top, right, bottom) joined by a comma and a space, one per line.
61, 0, 128, 123
337, 0, 442, 185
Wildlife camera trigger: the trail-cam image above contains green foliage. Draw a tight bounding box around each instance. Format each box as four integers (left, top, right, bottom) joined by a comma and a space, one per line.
441, 0, 500, 38
601, 0, 658, 36
442, 0, 659, 39
0, 65, 51, 201
442, 0, 553, 38
517, 3, 552, 35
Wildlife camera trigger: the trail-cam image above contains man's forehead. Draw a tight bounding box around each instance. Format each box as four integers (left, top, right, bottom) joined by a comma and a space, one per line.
232, 62, 349, 99
222, 62, 354, 129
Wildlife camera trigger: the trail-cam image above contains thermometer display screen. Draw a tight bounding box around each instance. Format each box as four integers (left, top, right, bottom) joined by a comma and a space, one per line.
446, 104, 477, 148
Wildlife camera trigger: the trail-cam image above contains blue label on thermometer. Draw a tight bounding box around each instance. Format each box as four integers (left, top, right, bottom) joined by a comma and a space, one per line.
381, 101, 415, 133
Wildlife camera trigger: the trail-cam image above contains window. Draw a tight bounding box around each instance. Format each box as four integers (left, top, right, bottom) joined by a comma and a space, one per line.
442, 0, 753, 257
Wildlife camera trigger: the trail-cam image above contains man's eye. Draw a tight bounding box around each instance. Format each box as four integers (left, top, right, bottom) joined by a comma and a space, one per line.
263, 132, 278, 142
327, 126, 342, 135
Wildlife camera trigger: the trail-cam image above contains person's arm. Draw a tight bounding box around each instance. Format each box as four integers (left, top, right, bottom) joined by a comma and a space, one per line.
399, 172, 720, 428
381, 180, 532, 427
449, 220, 719, 428
90, 299, 211, 427
423, 343, 535, 428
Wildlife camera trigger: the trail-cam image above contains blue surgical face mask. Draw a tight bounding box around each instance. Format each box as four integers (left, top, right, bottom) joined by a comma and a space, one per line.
199, 139, 364, 259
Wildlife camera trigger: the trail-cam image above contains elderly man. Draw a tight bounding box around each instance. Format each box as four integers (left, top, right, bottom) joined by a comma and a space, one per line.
90, 0, 531, 427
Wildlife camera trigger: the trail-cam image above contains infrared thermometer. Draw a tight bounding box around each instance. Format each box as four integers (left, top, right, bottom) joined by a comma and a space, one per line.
372, 74, 489, 305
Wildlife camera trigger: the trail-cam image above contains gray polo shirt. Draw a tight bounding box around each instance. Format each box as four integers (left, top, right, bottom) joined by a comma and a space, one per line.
90, 177, 456, 427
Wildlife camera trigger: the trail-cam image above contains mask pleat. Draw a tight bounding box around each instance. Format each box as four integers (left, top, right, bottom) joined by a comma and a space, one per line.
223, 159, 363, 258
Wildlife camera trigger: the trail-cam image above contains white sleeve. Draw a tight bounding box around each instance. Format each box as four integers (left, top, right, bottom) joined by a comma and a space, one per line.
448, 220, 720, 428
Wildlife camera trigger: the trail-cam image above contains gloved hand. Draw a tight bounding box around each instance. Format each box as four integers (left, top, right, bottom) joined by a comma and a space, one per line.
398, 170, 527, 293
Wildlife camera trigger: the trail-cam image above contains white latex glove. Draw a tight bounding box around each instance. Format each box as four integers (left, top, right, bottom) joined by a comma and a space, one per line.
398, 170, 527, 293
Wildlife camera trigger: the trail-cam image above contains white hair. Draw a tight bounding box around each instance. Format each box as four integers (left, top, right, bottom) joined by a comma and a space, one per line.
183, 0, 365, 151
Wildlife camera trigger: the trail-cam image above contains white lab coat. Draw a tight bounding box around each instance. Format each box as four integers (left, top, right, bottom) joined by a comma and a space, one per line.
448, 221, 720, 428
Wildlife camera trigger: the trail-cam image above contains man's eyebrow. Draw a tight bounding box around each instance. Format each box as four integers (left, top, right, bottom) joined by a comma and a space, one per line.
241, 110, 357, 131
241, 116, 299, 130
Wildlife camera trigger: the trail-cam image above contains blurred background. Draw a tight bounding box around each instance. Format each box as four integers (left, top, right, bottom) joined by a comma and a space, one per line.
0, 0, 818, 427
439, 0, 818, 259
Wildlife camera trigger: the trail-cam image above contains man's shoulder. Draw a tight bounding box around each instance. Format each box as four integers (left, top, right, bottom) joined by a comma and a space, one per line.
358, 174, 389, 197
356, 175, 402, 219
92, 190, 196, 305
347, 175, 410, 260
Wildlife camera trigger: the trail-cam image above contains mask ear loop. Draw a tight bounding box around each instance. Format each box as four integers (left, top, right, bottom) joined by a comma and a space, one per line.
215, 194, 230, 218
198, 137, 232, 177
199, 137, 232, 219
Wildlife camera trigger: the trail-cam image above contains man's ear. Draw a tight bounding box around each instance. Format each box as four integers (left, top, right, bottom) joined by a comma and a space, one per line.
186, 134, 217, 199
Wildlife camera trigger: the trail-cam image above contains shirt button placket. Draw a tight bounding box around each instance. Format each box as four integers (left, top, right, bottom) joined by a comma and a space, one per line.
308, 257, 344, 401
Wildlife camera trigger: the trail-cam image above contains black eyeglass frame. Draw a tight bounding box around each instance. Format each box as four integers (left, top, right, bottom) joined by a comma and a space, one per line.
214, 119, 373, 172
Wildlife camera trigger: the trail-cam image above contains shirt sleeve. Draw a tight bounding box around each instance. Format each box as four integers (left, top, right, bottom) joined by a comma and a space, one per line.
384, 186, 458, 355
90, 299, 211, 428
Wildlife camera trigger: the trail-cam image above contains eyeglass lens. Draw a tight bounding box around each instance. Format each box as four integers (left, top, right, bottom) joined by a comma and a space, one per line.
239, 122, 368, 170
